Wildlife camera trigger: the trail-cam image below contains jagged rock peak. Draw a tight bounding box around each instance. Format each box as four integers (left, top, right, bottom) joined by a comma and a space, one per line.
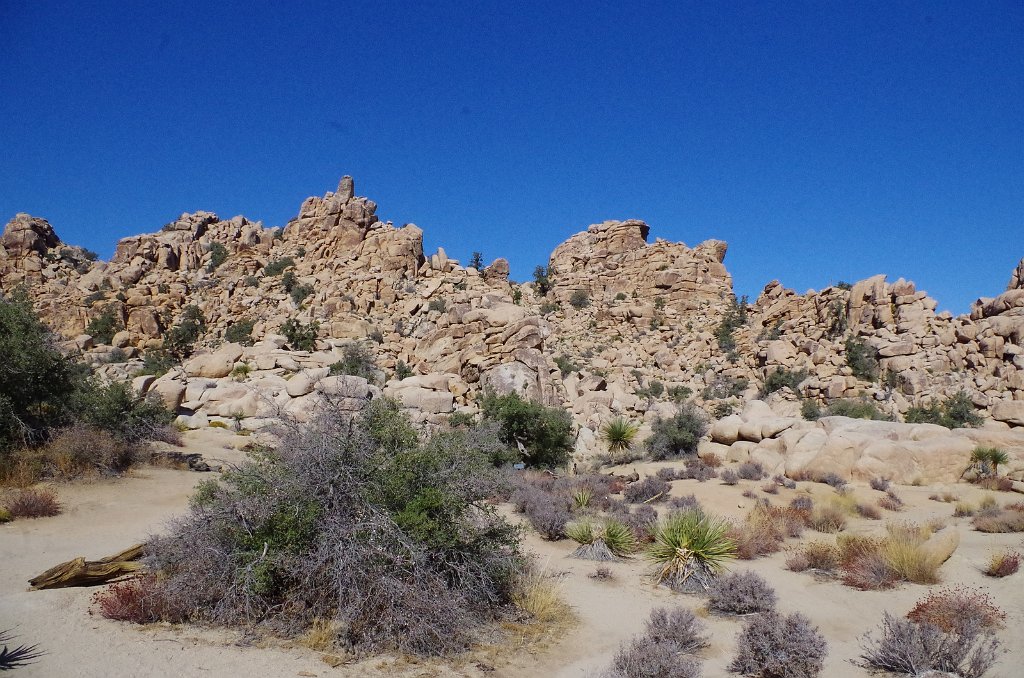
1009, 257, 1024, 291
1, 213, 61, 256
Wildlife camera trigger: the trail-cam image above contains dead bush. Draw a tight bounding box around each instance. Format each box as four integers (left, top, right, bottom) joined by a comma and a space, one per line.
858, 612, 1001, 678
729, 611, 828, 678
721, 469, 739, 485
707, 571, 777, 615
4, 488, 61, 518
870, 477, 890, 492
623, 476, 670, 503
856, 502, 882, 519
808, 504, 847, 533
737, 461, 766, 481
91, 575, 186, 623
41, 424, 138, 478
972, 505, 1024, 533
907, 586, 1005, 634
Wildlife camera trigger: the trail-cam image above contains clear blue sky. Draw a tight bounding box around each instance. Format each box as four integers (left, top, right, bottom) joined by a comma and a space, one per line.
2, 1, 1022, 314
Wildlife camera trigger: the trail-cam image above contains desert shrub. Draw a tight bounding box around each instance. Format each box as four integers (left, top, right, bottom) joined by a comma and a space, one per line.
0, 629, 43, 670
4, 487, 61, 518
881, 522, 957, 585
789, 495, 814, 513
568, 289, 590, 309
714, 294, 748, 352
800, 399, 821, 421
984, 550, 1020, 577
590, 566, 614, 580
224, 319, 255, 346
707, 571, 776, 615
85, 306, 122, 344
609, 502, 659, 543
394, 360, 413, 381
623, 476, 670, 504
816, 472, 846, 490
760, 367, 808, 397
38, 425, 136, 478
645, 403, 708, 460
823, 398, 890, 420
655, 467, 681, 482
280, 317, 319, 351
427, 298, 447, 313
93, 574, 187, 623
206, 242, 228, 271
856, 502, 882, 519
721, 469, 739, 485
879, 490, 904, 511
797, 541, 840, 571
906, 391, 983, 429
532, 265, 551, 296
0, 293, 84, 452
845, 336, 879, 381
681, 459, 717, 482
328, 343, 378, 381
566, 519, 636, 559
737, 461, 765, 481
907, 586, 1005, 634
524, 496, 572, 540
552, 354, 579, 375
164, 305, 205, 359
729, 611, 828, 678
607, 607, 707, 678
858, 612, 1001, 678
143, 399, 524, 656
73, 380, 175, 444
289, 283, 313, 305
972, 504, 1024, 533
263, 257, 294, 276
647, 509, 735, 591
870, 477, 890, 491
481, 391, 573, 469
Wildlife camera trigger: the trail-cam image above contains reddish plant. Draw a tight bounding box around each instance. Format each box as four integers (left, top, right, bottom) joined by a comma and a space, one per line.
906, 586, 1005, 634
4, 488, 61, 518
984, 550, 1020, 578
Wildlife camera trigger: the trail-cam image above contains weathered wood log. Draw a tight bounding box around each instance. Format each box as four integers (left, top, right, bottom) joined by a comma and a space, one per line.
29, 544, 146, 590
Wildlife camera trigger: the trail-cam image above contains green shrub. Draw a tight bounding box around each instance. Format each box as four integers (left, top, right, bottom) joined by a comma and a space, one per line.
905, 391, 982, 429
827, 300, 849, 338
280, 318, 319, 351
845, 337, 879, 381
760, 367, 808, 398
290, 284, 313, 305
263, 257, 294, 277
824, 398, 890, 420
532, 265, 551, 296
615, 292, 627, 301
645, 404, 708, 460
714, 295, 748, 352
394, 360, 413, 381
85, 306, 122, 345
165, 305, 205, 359
553, 355, 579, 375
329, 343, 377, 381
469, 251, 483, 270
481, 391, 574, 468
539, 302, 559, 314
801, 399, 822, 421
206, 242, 228, 272
137, 349, 174, 377
569, 290, 590, 309
428, 298, 447, 313
72, 379, 175, 443
281, 270, 297, 292
224, 319, 255, 346
668, 385, 693, 402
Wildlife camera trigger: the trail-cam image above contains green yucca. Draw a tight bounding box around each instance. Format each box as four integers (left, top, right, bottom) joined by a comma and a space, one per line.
647, 509, 735, 591
566, 520, 597, 545
601, 417, 640, 459
567, 519, 636, 560
602, 518, 638, 557
573, 487, 594, 509
971, 446, 1010, 476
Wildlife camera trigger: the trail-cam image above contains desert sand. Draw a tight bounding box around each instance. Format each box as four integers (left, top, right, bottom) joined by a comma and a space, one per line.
2, 433, 1022, 678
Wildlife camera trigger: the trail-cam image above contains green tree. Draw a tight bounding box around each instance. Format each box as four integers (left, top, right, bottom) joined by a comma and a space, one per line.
469, 251, 483, 270
532, 265, 552, 296
481, 391, 573, 468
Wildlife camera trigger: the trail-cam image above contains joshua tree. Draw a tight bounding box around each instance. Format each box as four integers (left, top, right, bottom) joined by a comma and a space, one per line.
971, 447, 1010, 477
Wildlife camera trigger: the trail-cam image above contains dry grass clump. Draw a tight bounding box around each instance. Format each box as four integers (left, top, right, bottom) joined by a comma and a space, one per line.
786, 541, 839, 572
856, 502, 882, 519
881, 522, 958, 585
729, 503, 805, 560
906, 586, 1005, 634
972, 502, 1024, 533
729, 611, 828, 678
984, 549, 1020, 577
605, 607, 708, 678
858, 612, 1002, 678
3, 487, 61, 518
761, 482, 779, 495
513, 567, 574, 627
954, 501, 977, 517
878, 489, 904, 512
589, 566, 614, 581
707, 571, 777, 615
808, 503, 847, 533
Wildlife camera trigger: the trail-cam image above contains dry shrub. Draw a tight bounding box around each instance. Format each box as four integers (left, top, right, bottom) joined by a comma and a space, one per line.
4, 487, 61, 518
972, 505, 1024, 533
41, 424, 138, 478
608, 501, 659, 543
513, 568, 573, 627
92, 575, 185, 623
808, 503, 847, 533
720, 469, 739, 485
700, 452, 723, 468
741, 489, 757, 499
737, 461, 766, 481
606, 607, 708, 678
858, 612, 1001, 678
730, 504, 804, 560
841, 552, 899, 591
817, 472, 847, 490
761, 482, 779, 495
879, 489, 904, 512
907, 586, 1005, 634
984, 550, 1020, 577
589, 566, 614, 581
525, 499, 572, 540
785, 552, 810, 572
789, 495, 814, 514
623, 476, 671, 503
729, 611, 828, 678
954, 502, 977, 517
856, 502, 882, 519
680, 459, 717, 482
870, 477, 891, 492
976, 476, 1014, 492
799, 541, 839, 571
707, 571, 776, 615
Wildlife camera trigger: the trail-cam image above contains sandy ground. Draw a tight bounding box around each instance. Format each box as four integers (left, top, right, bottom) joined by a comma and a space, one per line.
3, 435, 1022, 678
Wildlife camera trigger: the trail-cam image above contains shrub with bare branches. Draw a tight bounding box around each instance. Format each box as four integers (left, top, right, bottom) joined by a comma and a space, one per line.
729, 611, 828, 677
708, 571, 777, 615
858, 612, 1001, 678
4, 487, 60, 518
606, 607, 708, 678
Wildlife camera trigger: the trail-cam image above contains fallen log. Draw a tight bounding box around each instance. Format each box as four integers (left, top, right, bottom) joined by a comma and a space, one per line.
29, 544, 146, 590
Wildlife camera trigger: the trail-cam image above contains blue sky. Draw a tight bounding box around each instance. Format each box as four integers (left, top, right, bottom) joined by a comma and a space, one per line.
1, 1, 1021, 314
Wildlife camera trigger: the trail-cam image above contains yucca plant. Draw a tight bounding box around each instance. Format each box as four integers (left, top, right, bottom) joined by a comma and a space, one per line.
970, 446, 1009, 477
573, 487, 594, 510
567, 519, 637, 560
0, 630, 43, 670
601, 417, 640, 461
647, 509, 736, 591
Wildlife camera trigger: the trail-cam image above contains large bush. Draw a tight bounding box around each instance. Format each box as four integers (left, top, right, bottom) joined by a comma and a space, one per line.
905, 391, 982, 429
481, 391, 574, 468
645, 403, 708, 460
138, 399, 523, 655
845, 336, 879, 381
